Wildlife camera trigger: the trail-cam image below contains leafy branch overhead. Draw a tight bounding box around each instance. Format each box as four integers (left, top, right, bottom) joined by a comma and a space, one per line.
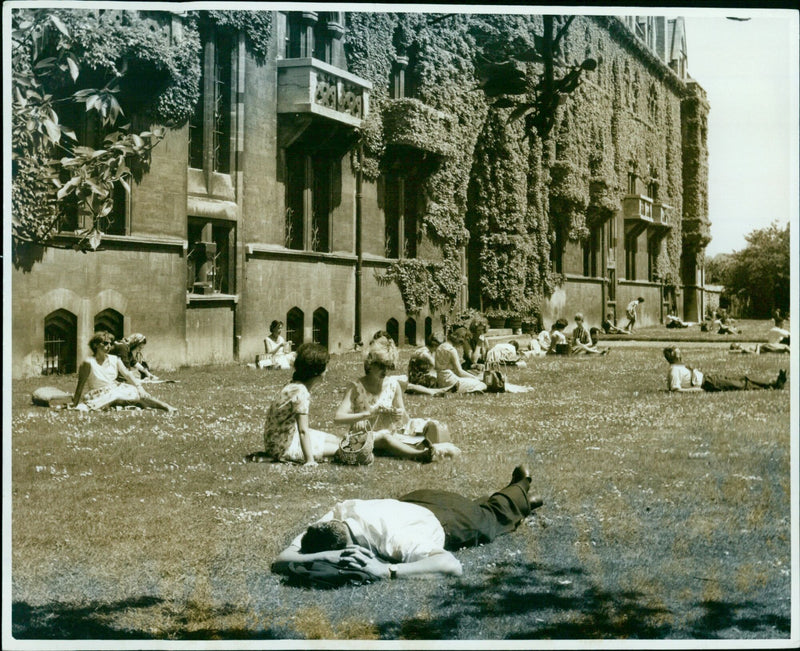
474, 15, 597, 139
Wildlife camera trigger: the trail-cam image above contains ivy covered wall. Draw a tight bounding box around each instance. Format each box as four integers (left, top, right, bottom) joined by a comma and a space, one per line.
340, 12, 706, 320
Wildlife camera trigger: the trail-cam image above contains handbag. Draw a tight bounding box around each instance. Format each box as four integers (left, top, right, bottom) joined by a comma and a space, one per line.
335, 424, 375, 465
482, 363, 506, 393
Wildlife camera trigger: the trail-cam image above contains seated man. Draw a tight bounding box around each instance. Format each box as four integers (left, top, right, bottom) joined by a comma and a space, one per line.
664, 346, 786, 392
573, 327, 609, 356
272, 464, 543, 582
601, 313, 628, 335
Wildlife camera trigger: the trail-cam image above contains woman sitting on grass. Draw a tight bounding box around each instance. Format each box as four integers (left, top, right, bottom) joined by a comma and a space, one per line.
264, 320, 297, 370
263, 343, 342, 466
547, 319, 570, 355
111, 333, 158, 380
663, 346, 786, 392
370, 331, 451, 396
435, 328, 487, 393
335, 337, 461, 461
71, 331, 176, 412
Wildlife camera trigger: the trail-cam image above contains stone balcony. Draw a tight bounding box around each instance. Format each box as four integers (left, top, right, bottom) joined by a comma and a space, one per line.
277, 58, 371, 128
623, 194, 653, 238
382, 98, 454, 159
652, 202, 672, 230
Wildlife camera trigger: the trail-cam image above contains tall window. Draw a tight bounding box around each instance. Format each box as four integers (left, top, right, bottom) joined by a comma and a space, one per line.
189, 29, 233, 174
58, 104, 128, 234
550, 226, 565, 274
627, 172, 637, 195
384, 173, 418, 259
583, 227, 599, 278
648, 180, 659, 202
404, 318, 417, 345
285, 145, 335, 252
625, 233, 638, 280
648, 236, 660, 282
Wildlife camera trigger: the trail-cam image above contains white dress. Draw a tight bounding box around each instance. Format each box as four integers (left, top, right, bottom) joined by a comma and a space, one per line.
434, 342, 487, 393
81, 355, 141, 410
264, 335, 297, 370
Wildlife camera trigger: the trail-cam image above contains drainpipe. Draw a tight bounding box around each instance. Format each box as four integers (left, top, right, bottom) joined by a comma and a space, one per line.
354, 143, 363, 347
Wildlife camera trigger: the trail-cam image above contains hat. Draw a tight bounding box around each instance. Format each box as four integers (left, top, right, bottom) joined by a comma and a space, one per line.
125, 333, 147, 348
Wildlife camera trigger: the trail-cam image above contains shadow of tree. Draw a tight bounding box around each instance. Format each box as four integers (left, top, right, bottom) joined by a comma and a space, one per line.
12, 563, 791, 641
12, 597, 291, 640
376, 560, 789, 640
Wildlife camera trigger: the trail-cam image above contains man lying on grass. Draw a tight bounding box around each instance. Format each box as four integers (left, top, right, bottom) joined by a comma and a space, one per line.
272, 464, 543, 584
663, 346, 787, 392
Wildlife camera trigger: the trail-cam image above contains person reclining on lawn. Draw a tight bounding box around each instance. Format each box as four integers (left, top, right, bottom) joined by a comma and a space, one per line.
665, 315, 696, 329
602, 312, 629, 335
663, 346, 786, 392
272, 463, 543, 582
485, 340, 524, 366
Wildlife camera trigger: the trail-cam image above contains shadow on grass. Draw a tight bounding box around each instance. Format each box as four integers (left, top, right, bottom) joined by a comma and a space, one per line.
13, 564, 790, 640
377, 560, 790, 640
12, 597, 291, 640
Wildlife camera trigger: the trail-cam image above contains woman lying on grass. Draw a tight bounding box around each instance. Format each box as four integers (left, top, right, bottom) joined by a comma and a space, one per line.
71, 331, 176, 412
335, 337, 461, 462
263, 343, 342, 467
663, 346, 787, 392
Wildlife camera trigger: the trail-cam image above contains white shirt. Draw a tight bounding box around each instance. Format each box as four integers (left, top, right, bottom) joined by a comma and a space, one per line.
668, 363, 703, 391
85, 354, 121, 391
290, 499, 446, 562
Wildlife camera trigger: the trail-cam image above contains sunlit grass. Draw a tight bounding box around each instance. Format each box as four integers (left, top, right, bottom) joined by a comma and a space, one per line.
10, 335, 792, 640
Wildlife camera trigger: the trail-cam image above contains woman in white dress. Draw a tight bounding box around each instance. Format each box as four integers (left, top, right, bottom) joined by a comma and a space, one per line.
71, 331, 176, 411
334, 338, 460, 461
264, 320, 297, 369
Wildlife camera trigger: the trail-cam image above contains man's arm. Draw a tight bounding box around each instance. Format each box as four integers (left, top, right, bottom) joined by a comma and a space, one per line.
338, 547, 463, 580
272, 542, 354, 573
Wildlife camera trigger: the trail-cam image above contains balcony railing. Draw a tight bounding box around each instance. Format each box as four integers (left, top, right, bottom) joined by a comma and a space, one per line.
622, 195, 654, 222
652, 202, 672, 228
277, 58, 371, 128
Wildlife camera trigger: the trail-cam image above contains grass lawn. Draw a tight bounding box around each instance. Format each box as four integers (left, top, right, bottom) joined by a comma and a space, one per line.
9, 334, 793, 641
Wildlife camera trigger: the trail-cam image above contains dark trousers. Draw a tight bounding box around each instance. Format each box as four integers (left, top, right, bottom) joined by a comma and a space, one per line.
400, 478, 532, 551
702, 374, 773, 391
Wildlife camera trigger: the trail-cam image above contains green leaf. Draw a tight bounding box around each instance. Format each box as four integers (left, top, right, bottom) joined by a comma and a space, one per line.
66, 56, 79, 82
49, 14, 70, 37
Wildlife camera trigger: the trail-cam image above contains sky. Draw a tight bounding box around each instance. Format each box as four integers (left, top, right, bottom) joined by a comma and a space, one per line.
681, 11, 797, 257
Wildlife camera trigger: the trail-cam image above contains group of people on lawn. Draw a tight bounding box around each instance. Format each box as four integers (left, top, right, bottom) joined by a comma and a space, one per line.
61, 305, 789, 584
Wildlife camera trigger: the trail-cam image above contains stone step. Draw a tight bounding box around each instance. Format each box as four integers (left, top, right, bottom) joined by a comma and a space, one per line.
486, 328, 514, 336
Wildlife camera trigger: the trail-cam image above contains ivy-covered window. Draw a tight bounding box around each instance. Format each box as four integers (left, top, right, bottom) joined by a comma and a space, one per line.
189, 28, 234, 174
550, 226, 565, 275
648, 181, 659, 202
187, 217, 235, 294
384, 173, 418, 259
627, 172, 637, 195
583, 226, 600, 278
58, 105, 128, 235
285, 146, 334, 253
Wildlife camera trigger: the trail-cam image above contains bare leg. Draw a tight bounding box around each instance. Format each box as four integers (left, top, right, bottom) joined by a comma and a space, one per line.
137, 393, 177, 412
373, 431, 431, 461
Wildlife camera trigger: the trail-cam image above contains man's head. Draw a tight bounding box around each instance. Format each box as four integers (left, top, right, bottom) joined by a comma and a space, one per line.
663, 346, 681, 364
574, 313, 584, 324
637, 297, 645, 304
300, 520, 351, 553
589, 327, 600, 345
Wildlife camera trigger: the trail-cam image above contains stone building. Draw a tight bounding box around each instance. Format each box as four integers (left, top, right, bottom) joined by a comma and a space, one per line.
11, 10, 710, 378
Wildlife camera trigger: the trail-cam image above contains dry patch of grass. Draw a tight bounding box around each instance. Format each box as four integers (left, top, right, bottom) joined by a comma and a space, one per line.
10, 337, 792, 640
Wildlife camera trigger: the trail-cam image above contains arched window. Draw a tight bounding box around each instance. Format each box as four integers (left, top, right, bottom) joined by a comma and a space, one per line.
424, 317, 433, 344
404, 318, 416, 346
312, 307, 329, 348
286, 307, 304, 350
385, 318, 399, 345
94, 308, 124, 341
44, 309, 78, 375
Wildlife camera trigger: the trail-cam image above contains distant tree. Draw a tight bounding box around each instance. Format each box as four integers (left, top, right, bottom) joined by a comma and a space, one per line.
704, 252, 733, 284
711, 222, 789, 318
